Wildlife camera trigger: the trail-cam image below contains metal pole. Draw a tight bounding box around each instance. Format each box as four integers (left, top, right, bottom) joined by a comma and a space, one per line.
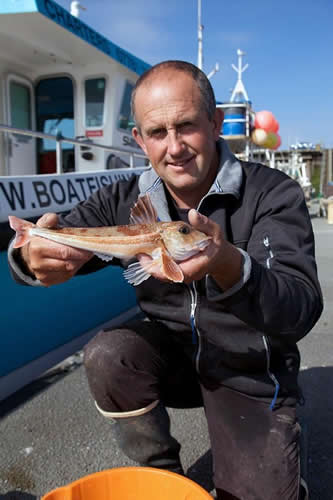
56, 132, 63, 174
197, 0, 203, 70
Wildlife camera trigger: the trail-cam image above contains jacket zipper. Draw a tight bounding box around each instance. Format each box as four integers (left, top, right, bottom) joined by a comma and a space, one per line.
262, 335, 280, 410
262, 235, 279, 409
263, 235, 274, 268
188, 282, 202, 373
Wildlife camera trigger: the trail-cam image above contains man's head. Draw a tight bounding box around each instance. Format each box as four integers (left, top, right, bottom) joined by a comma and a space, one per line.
131, 61, 217, 130
131, 61, 224, 208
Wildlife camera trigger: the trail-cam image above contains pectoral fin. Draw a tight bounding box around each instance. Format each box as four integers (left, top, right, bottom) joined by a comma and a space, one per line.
123, 260, 156, 286
160, 251, 184, 283
123, 248, 184, 286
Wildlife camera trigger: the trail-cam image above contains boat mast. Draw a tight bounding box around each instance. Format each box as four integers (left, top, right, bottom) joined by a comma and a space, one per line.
197, 0, 203, 70
197, 0, 219, 78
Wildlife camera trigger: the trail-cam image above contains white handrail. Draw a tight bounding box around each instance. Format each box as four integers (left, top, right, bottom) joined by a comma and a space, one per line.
0, 123, 148, 174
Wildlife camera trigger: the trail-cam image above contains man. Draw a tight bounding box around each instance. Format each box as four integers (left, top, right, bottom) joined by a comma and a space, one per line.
9, 61, 322, 499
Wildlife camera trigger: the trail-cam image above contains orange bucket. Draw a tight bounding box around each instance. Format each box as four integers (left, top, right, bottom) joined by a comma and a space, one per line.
41, 466, 213, 500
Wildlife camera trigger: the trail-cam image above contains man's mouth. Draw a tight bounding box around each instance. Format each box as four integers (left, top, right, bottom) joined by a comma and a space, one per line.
167, 156, 195, 168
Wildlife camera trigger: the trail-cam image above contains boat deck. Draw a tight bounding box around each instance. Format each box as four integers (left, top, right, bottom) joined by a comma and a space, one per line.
1, 217, 332, 500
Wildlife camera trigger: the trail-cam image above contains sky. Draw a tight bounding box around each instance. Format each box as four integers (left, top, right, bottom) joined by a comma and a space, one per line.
57, 0, 333, 149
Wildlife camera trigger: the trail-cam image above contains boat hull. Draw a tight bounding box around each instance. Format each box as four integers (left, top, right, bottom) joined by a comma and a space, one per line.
0, 251, 138, 400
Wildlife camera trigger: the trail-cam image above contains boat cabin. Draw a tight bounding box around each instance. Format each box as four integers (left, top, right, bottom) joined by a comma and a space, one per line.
0, 0, 150, 177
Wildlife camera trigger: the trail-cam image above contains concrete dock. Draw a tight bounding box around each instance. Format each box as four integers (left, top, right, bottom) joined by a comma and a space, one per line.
0, 217, 332, 500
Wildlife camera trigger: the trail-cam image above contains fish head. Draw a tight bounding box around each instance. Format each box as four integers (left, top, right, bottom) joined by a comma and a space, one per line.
160, 222, 211, 261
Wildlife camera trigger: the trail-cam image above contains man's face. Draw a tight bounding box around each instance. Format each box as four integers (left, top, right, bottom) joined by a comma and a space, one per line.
132, 70, 223, 207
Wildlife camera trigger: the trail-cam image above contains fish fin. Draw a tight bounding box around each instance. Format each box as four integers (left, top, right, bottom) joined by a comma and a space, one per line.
123, 261, 154, 286
94, 252, 114, 262
160, 251, 184, 283
129, 194, 158, 225
8, 215, 34, 248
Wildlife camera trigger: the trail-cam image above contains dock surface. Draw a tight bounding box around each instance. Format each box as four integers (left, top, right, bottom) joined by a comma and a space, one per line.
1, 217, 332, 500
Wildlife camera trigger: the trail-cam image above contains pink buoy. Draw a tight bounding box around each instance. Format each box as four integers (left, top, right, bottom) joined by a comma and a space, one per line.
254, 111, 279, 133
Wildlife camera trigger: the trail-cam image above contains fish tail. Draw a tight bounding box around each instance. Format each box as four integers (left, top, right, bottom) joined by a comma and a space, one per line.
8, 215, 33, 248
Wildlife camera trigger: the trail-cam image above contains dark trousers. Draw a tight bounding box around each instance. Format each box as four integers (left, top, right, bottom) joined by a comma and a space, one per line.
84, 320, 301, 500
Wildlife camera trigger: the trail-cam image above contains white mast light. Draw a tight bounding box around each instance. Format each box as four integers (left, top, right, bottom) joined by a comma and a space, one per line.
230, 49, 249, 102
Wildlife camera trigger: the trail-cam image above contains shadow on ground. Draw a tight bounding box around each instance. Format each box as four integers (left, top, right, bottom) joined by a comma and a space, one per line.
0, 355, 83, 419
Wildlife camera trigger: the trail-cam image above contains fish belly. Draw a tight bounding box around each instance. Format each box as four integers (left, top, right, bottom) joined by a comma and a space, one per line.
30, 228, 159, 259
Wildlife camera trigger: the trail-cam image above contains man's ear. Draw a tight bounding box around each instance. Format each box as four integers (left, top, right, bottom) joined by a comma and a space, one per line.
132, 127, 148, 155
213, 108, 224, 140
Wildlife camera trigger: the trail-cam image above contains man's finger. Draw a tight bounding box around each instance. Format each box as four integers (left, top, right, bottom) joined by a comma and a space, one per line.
36, 270, 75, 287
37, 212, 59, 228
188, 209, 217, 237
31, 237, 92, 262
31, 257, 81, 274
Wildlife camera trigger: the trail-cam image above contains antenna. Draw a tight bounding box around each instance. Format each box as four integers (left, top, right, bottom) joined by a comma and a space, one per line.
197, 0, 219, 79
197, 0, 203, 70
230, 49, 249, 102
207, 62, 220, 80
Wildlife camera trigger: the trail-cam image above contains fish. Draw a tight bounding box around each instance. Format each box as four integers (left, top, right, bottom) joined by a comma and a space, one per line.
8, 194, 211, 286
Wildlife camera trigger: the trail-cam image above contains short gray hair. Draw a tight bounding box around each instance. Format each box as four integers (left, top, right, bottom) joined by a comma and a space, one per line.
131, 60, 216, 131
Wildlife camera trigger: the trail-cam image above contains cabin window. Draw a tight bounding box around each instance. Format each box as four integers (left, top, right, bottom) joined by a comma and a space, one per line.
118, 81, 135, 132
36, 77, 74, 150
85, 78, 106, 127
36, 77, 74, 173
10, 82, 32, 129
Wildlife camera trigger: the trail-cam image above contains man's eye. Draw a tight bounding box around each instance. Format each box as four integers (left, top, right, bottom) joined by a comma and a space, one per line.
178, 122, 193, 132
151, 129, 165, 138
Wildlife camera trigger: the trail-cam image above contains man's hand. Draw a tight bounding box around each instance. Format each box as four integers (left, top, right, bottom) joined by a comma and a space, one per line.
138, 211, 242, 290
20, 213, 93, 287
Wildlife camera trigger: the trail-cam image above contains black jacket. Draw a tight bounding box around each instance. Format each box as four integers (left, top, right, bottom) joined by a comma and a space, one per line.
9, 140, 323, 400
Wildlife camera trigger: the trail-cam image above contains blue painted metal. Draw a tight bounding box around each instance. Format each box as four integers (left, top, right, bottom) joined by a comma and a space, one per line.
0, 0, 37, 13
0, 252, 137, 377
0, 0, 151, 76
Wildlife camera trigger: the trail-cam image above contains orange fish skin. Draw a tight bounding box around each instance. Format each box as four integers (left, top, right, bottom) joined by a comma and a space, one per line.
8, 218, 209, 260
8, 195, 211, 284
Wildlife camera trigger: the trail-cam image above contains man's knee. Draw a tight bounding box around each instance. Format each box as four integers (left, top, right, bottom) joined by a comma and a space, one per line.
83, 328, 140, 403
84, 327, 138, 376
83, 326, 165, 412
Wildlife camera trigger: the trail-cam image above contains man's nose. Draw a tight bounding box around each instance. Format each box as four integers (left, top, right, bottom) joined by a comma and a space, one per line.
167, 130, 184, 156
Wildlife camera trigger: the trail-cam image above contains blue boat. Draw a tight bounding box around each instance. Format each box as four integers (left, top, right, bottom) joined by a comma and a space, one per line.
0, 0, 151, 400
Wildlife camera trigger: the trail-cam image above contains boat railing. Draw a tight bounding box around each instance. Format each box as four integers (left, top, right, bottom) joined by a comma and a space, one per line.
0, 123, 148, 174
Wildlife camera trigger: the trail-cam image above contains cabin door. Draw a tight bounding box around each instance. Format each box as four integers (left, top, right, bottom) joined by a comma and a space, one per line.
6, 75, 36, 175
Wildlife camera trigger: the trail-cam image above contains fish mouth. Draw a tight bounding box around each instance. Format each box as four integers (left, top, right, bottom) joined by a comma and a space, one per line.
171, 238, 211, 260
197, 239, 211, 251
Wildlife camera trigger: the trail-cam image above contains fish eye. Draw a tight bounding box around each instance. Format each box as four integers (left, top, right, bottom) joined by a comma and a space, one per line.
179, 225, 191, 235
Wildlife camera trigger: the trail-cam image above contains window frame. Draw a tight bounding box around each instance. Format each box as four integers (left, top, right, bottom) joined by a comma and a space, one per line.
117, 80, 136, 134
83, 75, 108, 130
